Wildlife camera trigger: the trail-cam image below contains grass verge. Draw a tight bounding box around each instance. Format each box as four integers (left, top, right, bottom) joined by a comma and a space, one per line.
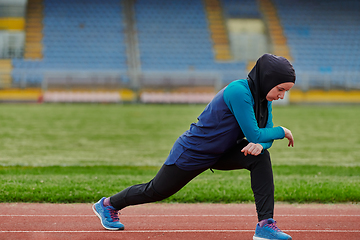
1, 165, 359, 203
1, 104, 360, 167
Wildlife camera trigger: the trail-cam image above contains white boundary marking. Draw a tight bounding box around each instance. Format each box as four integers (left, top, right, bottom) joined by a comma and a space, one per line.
1, 214, 360, 217
0, 230, 360, 233
1, 214, 359, 234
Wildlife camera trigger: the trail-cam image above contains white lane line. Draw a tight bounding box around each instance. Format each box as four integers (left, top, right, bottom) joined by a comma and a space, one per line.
1, 214, 360, 217
0, 230, 359, 233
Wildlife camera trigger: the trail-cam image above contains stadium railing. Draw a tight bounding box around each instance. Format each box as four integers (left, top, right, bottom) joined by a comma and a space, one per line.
41, 70, 124, 90
10, 69, 360, 92
295, 71, 360, 91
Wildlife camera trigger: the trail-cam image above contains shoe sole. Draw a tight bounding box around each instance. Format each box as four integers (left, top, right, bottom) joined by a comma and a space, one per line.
92, 203, 125, 231
253, 237, 268, 240
253, 235, 292, 240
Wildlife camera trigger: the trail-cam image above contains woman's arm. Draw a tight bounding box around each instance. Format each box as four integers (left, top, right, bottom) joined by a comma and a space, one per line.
240, 93, 294, 155
258, 101, 276, 150
224, 82, 285, 144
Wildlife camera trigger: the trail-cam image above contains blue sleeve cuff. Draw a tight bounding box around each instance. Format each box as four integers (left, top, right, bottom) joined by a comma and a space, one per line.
260, 141, 273, 150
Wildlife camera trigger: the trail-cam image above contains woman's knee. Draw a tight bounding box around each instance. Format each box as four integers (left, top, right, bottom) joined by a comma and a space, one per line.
249, 149, 271, 170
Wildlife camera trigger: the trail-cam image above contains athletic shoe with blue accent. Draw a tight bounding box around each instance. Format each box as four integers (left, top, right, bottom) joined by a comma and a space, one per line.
253, 218, 292, 240
92, 197, 125, 230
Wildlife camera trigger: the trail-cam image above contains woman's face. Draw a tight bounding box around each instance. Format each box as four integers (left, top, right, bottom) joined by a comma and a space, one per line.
266, 82, 294, 101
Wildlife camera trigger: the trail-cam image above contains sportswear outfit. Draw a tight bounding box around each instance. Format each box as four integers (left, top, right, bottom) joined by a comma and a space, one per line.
109, 79, 284, 221
93, 54, 296, 240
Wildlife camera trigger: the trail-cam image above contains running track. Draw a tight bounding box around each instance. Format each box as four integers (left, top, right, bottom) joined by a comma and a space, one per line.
1, 203, 359, 239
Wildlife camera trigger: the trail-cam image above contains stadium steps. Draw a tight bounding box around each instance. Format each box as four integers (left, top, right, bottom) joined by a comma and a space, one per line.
204, 0, 233, 61
24, 0, 43, 59
0, 60, 12, 88
258, 0, 291, 60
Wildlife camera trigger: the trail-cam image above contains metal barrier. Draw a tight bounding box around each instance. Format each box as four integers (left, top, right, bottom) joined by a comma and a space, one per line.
294, 71, 360, 91
139, 71, 223, 91
5, 69, 360, 92
42, 70, 125, 90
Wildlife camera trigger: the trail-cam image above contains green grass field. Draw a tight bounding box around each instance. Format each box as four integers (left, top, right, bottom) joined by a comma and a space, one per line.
1, 104, 360, 203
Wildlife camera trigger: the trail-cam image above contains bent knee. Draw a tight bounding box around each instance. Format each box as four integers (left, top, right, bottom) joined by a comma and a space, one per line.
249, 149, 271, 168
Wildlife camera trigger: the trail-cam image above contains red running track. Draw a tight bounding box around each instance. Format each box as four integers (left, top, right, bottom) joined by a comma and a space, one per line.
0, 203, 359, 240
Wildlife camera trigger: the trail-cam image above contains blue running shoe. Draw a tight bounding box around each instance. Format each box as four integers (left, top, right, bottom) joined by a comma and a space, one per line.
92, 197, 125, 230
253, 218, 292, 240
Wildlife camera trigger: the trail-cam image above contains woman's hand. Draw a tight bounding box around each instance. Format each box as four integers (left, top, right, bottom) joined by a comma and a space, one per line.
241, 143, 263, 156
281, 126, 294, 147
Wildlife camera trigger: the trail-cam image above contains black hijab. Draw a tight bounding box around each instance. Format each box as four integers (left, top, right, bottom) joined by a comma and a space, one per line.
247, 54, 296, 128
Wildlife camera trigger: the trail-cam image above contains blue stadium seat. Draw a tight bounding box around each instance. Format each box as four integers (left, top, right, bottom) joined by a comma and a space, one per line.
273, 0, 360, 87
134, 0, 247, 84
12, 0, 127, 86
221, 0, 261, 18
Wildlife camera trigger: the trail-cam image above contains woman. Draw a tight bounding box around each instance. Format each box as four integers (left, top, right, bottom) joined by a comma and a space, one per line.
93, 53, 295, 240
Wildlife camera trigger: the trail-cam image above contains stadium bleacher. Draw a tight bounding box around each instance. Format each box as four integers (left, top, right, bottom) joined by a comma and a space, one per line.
273, 0, 360, 88
12, 0, 127, 86
42, 0, 126, 69
12, 0, 249, 89
7, 0, 360, 94
134, 0, 246, 84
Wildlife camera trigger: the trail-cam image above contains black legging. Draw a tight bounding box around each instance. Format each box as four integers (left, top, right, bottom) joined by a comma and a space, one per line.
110, 140, 274, 222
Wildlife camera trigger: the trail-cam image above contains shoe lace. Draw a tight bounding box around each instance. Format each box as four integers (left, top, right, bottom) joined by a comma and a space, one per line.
266, 221, 281, 232
106, 207, 120, 222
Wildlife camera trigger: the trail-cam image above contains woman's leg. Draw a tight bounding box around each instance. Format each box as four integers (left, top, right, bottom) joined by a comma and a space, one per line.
110, 164, 206, 210
211, 141, 274, 222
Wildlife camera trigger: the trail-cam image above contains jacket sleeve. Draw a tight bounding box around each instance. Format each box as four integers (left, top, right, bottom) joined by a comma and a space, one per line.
259, 101, 277, 149
223, 82, 285, 147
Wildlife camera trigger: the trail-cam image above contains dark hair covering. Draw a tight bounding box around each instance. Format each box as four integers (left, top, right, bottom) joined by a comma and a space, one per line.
247, 54, 296, 128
